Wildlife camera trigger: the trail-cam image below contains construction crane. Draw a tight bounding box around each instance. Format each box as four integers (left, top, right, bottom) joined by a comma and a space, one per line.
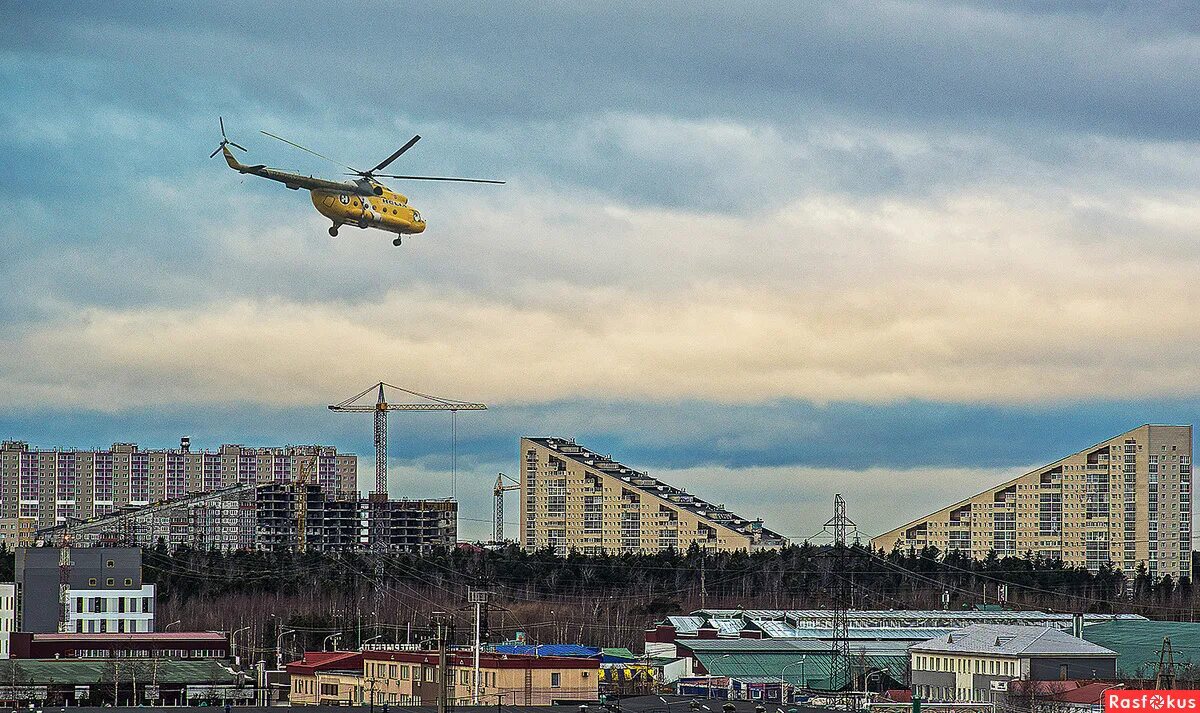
37, 481, 269, 546
493, 472, 519, 543
295, 457, 315, 553
329, 382, 486, 497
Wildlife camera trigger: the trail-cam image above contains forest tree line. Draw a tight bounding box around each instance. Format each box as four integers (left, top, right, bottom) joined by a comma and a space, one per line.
1, 543, 1196, 664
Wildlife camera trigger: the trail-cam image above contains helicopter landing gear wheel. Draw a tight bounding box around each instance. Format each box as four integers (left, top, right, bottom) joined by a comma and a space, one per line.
328, 225, 339, 237
392, 236, 403, 247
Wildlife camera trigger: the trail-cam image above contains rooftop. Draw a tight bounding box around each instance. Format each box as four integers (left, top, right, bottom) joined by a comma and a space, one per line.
28, 632, 227, 642
661, 610, 1145, 637
1083, 619, 1200, 676
911, 624, 1116, 658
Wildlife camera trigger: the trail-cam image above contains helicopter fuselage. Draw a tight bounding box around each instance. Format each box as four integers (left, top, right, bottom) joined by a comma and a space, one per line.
221, 145, 426, 236
311, 187, 425, 235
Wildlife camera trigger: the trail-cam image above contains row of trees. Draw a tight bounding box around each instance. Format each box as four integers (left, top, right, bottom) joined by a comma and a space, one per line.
2, 543, 1194, 660
129, 543, 1200, 656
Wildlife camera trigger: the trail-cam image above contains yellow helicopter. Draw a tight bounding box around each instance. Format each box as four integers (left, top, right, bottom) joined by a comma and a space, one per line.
211, 118, 503, 246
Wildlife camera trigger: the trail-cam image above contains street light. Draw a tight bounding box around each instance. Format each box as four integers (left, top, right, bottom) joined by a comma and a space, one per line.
706, 654, 730, 699
324, 632, 344, 651
864, 668, 891, 695
361, 634, 384, 650
276, 628, 296, 670
163, 620, 181, 630
232, 626, 251, 667
780, 657, 806, 705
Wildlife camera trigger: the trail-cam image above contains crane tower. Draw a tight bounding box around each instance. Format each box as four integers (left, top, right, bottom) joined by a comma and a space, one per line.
329, 382, 486, 496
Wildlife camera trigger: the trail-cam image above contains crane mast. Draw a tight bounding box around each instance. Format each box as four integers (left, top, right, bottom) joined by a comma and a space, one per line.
329, 382, 486, 497
493, 473, 519, 543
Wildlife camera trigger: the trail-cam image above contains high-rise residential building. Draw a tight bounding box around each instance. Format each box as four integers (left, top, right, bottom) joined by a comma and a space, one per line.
519, 437, 786, 555
15, 547, 155, 634
0, 439, 357, 531
871, 425, 1193, 581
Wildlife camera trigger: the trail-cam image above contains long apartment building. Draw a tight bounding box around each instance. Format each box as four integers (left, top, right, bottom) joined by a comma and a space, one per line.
871, 425, 1192, 581
520, 437, 786, 555
0, 438, 356, 532
72, 484, 457, 554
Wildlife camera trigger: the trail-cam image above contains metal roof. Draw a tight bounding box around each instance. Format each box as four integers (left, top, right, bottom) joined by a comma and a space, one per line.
692, 609, 1145, 626
0, 659, 240, 685
682, 638, 913, 655
1083, 619, 1200, 678
911, 625, 1116, 658
694, 650, 906, 691
494, 644, 600, 658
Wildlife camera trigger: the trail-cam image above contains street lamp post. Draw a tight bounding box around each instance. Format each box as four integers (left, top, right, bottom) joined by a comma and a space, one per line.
864, 668, 889, 693
276, 628, 296, 671
863, 667, 891, 710
706, 654, 730, 699
232, 626, 251, 668
324, 632, 344, 651
780, 657, 806, 705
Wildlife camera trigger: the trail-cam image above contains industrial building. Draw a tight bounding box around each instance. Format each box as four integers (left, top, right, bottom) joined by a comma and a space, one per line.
0, 658, 246, 706
9, 631, 229, 660
871, 425, 1193, 581
520, 437, 786, 554
644, 609, 1146, 658
14, 547, 155, 635
0, 439, 356, 532
909, 625, 1117, 704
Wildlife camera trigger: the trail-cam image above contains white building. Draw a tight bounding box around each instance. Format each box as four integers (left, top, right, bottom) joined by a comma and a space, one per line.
66, 584, 155, 633
0, 583, 15, 658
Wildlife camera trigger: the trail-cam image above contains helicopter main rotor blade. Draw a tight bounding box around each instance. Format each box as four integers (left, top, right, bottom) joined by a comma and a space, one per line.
210, 147, 222, 159
260, 130, 360, 173
371, 174, 505, 184
229, 141, 248, 152
369, 135, 421, 173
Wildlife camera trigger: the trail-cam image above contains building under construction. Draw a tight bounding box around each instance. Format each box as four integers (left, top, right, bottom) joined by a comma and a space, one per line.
63, 484, 456, 553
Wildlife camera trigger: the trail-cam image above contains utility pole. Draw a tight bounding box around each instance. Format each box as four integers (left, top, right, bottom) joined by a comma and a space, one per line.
58, 544, 73, 632
432, 612, 450, 713
469, 589, 491, 704
824, 494, 858, 696
1156, 637, 1177, 689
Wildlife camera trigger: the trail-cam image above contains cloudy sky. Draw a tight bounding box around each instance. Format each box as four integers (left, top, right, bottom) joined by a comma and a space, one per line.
2, 2, 1199, 542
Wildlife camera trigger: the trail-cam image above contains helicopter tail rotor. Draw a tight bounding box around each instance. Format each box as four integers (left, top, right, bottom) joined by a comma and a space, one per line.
211, 116, 248, 158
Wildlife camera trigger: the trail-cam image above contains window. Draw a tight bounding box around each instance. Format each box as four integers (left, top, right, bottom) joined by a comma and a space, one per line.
106, 578, 114, 586
124, 578, 132, 586
88, 578, 97, 586
106, 560, 115, 568
551, 672, 561, 688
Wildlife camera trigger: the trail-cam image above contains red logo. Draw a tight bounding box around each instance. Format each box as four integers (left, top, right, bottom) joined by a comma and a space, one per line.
1107, 692, 1200, 711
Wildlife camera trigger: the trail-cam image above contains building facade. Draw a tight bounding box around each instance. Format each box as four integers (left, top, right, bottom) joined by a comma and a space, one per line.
72, 484, 457, 553
871, 425, 1193, 581
909, 625, 1117, 704
15, 547, 155, 634
0, 583, 14, 659
0, 439, 356, 530
289, 649, 600, 707
520, 437, 786, 555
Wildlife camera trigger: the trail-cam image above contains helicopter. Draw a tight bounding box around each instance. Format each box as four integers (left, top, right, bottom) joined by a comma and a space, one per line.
211, 118, 503, 246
